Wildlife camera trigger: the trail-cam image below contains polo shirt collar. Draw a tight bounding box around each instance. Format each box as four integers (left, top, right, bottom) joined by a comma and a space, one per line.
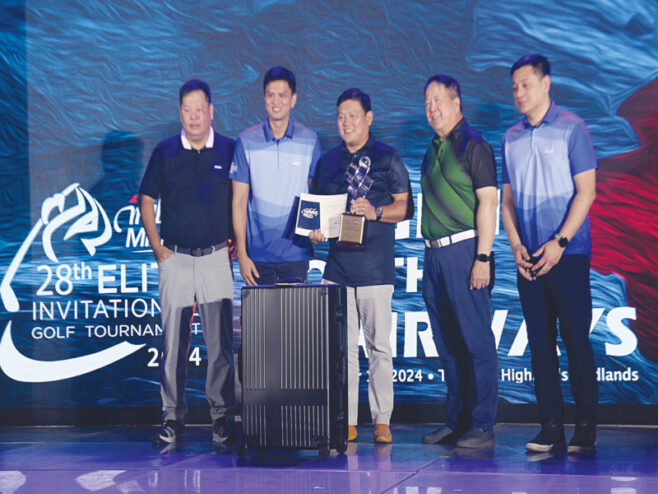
433, 118, 466, 147
181, 127, 214, 150
263, 118, 294, 141
522, 100, 558, 128
342, 135, 375, 158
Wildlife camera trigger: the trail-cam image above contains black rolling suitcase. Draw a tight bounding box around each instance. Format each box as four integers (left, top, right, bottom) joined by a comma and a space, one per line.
239, 284, 348, 458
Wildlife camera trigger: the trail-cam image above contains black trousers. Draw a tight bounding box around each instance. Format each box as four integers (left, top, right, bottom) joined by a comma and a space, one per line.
518, 254, 598, 424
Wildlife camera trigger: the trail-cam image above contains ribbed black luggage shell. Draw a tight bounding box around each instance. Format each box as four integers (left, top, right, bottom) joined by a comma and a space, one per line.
240, 284, 348, 456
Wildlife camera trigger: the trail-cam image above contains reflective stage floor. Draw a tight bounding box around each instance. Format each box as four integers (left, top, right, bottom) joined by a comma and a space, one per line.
1, 424, 656, 493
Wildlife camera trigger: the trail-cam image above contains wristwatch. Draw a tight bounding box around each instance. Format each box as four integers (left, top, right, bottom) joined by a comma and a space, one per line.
554, 234, 569, 248
475, 253, 491, 262
375, 206, 383, 222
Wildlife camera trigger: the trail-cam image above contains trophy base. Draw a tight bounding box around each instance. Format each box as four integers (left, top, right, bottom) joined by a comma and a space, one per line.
337, 213, 367, 251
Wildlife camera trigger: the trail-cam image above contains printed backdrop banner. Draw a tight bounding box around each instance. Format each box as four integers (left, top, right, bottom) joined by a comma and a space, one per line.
1, 0, 657, 411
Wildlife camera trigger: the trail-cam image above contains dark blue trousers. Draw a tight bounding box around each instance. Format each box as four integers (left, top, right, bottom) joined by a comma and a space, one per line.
422, 238, 498, 432
517, 254, 598, 424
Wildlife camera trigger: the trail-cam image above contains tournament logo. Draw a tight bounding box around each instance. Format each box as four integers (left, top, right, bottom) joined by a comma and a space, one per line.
0, 183, 148, 383
300, 207, 319, 219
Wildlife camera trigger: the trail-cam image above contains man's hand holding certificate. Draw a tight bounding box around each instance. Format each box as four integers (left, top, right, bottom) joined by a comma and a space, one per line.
295, 193, 348, 239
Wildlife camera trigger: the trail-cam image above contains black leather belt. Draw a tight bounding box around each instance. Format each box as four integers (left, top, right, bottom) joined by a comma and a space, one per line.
164, 241, 227, 257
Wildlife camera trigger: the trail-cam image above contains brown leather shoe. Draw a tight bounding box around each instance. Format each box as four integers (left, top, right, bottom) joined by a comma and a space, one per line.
348, 425, 357, 442
374, 424, 392, 443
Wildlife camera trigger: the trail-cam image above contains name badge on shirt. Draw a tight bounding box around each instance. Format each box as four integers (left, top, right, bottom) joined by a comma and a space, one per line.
292, 160, 302, 167
543, 146, 554, 155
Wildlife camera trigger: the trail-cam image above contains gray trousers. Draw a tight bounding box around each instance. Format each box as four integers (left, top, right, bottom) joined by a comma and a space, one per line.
329, 283, 394, 426
158, 247, 234, 422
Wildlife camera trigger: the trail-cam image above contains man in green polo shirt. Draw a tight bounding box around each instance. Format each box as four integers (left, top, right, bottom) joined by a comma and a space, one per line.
419, 74, 499, 449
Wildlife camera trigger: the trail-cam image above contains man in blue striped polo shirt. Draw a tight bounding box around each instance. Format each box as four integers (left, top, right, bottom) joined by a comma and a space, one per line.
501, 54, 599, 455
231, 66, 321, 285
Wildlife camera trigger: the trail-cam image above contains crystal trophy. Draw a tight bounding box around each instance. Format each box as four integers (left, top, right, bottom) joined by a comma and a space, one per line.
337, 155, 373, 250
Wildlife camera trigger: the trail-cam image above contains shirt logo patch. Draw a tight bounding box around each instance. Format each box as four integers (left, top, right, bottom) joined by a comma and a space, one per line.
229, 162, 237, 174
543, 146, 554, 155
214, 164, 223, 170
292, 160, 302, 167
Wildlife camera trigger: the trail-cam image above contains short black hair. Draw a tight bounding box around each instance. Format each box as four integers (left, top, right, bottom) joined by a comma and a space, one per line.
179, 79, 211, 105
424, 74, 462, 111
263, 66, 296, 94
510, 54, 551, 77
336, 88, 372, 113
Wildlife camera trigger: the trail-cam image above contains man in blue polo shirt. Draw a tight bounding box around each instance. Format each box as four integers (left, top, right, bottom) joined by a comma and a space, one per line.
310, 88, 411, 444
140, 79, 236, 445
231, 66, 321, 285
501, 54, 599, 454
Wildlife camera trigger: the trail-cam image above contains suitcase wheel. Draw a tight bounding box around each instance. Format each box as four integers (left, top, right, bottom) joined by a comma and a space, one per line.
318, 444, 330, 460
237, 440, 249, 458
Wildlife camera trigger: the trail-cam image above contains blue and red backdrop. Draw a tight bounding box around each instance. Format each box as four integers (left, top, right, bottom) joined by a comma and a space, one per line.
1, 0, 657, 423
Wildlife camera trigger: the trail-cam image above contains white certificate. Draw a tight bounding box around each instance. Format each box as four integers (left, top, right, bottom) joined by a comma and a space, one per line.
295, 193, 348, 238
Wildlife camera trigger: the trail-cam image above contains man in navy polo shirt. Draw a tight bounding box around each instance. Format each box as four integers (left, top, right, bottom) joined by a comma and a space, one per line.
140, 79, 236, 445
419, 75, 498, 449
501, 54, 598, 454
231, 66, 321, 285
310, 88, 411, 444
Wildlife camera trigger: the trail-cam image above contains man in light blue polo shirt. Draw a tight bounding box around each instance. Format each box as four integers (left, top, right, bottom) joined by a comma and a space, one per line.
501, 54, 598, 455
231, 66, 321, 285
